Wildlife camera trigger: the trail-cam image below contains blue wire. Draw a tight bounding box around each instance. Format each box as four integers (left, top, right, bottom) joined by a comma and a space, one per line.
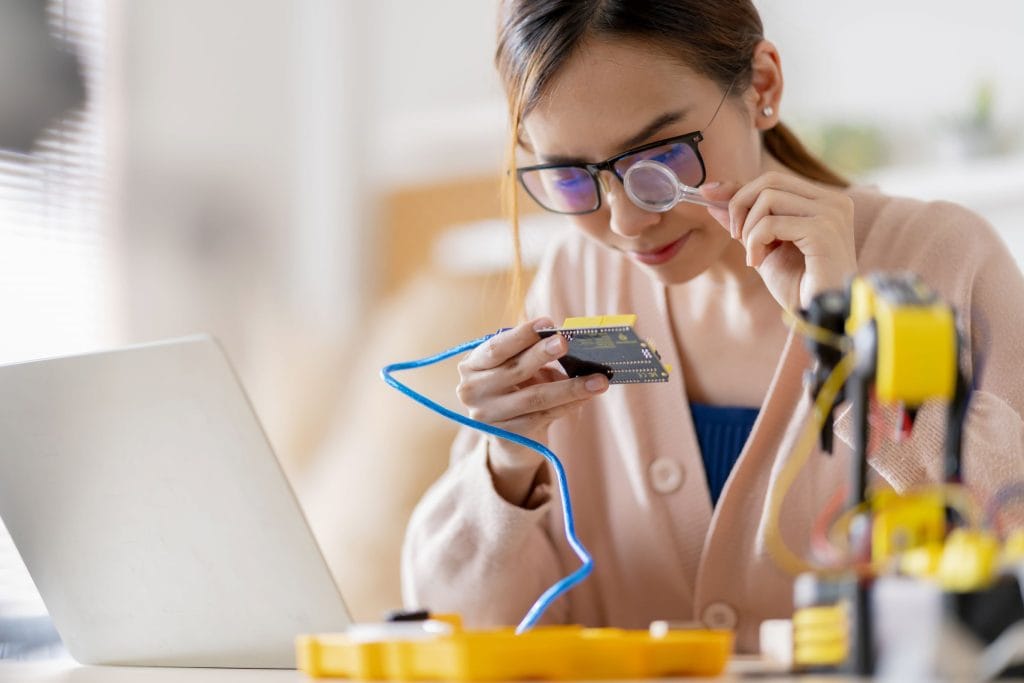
380, 331, 594, 634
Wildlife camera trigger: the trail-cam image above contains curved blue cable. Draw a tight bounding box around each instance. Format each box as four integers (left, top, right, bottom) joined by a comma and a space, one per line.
380, 331, 594, 634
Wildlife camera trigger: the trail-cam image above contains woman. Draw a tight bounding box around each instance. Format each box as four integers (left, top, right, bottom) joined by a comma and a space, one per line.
402, 0, 1024, 652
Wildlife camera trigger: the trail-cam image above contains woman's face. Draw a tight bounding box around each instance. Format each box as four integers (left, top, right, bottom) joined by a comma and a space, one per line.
521, 38, 766, 284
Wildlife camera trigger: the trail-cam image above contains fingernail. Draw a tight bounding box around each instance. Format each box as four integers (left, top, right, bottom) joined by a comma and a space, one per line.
703, 181, 721, 190
545, 336, 564, 354
533, 318, 555, 332
585, 376, 607, 392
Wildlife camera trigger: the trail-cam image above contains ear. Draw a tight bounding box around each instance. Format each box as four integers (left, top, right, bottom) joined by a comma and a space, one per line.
747, 39, 783, 131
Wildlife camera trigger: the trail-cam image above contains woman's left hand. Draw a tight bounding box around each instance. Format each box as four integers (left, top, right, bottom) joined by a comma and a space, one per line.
701, 171, 857, 311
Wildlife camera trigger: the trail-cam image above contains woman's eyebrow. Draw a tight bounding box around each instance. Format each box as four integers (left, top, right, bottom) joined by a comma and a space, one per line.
531, 110, 692, 165
616, 110, 688, 150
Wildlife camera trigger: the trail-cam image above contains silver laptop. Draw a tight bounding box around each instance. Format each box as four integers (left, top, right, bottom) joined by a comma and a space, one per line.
0, 336, 352, 667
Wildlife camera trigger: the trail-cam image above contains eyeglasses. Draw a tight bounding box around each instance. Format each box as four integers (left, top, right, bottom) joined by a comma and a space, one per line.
516, 81, 733, 215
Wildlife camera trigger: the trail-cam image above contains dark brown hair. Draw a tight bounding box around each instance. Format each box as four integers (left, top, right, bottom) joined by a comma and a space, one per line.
495, 0, 848, 310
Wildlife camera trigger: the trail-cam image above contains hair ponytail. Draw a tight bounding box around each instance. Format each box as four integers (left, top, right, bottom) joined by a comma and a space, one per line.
763, 122, 848, 187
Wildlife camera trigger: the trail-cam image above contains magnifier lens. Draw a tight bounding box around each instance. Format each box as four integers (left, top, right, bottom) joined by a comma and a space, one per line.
624, 160, 679, 212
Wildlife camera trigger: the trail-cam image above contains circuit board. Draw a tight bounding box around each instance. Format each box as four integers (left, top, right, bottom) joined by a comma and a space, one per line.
537, 315, 671, 384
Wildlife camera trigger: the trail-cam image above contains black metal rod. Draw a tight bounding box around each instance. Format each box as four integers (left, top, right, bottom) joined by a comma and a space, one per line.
847, 374, 873, 675
945, 369, 968, 483
849, 582, 874, 676
849, 377, 870, 509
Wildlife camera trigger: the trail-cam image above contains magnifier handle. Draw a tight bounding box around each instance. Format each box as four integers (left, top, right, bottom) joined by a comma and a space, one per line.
676, 185, 729, 210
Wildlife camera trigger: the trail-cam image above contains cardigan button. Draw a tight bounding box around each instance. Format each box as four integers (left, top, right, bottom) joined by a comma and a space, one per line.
648, 457, 684, 494
702, 602, 738, 630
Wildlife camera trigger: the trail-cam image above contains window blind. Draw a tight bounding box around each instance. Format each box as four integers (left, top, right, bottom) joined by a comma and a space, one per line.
0, 0, 108, 621
0, 0, 113, 365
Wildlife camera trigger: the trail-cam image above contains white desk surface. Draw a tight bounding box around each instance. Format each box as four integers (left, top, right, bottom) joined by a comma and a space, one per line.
0, 658, 847, 682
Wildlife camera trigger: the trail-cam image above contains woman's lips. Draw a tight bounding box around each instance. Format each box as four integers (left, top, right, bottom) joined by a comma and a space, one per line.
628, 232, 692, 266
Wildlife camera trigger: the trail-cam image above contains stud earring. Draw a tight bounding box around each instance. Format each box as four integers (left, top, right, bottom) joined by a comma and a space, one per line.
762, 105, 774, 117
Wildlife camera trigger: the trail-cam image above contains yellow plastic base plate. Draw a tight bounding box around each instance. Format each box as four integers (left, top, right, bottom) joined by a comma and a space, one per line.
297, 624, 732, 680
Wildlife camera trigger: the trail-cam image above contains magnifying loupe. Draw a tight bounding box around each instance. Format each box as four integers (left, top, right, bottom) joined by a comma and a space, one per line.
624, 160, 728, 212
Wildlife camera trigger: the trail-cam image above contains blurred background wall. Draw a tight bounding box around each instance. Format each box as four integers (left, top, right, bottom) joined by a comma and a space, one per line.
2, 0, 1024, 624
113, 0, 1024, 481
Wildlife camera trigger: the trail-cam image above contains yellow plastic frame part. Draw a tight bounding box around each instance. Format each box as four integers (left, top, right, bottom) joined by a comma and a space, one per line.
847, 276, 956, 405
296, 622, 732, 680
870, 489, 945, 569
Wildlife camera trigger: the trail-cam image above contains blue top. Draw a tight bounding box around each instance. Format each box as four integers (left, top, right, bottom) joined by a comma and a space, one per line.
689, 402, 760, 506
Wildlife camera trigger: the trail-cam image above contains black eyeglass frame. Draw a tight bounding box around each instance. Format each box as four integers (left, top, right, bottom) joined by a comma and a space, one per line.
516, 131, 706, 215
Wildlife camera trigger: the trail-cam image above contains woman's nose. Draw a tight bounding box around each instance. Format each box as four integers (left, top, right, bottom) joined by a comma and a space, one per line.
601, 171, 660, 238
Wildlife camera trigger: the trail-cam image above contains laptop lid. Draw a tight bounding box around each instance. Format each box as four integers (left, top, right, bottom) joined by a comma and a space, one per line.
0, 336, 351, 667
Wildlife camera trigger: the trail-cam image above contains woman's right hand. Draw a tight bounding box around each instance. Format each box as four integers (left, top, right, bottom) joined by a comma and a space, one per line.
456, 317, 609, 495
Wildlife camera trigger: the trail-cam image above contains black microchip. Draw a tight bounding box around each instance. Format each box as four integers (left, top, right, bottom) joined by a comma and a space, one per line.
538, 325, 671, 384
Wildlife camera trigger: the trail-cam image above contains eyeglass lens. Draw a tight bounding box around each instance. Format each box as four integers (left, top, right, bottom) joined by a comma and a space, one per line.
520, 166, 597, 214
613, 142, 703, 188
